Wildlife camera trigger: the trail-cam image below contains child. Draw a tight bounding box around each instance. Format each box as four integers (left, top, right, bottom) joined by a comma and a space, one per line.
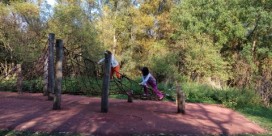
139, 67, 164, 100
98, 52, 121, 79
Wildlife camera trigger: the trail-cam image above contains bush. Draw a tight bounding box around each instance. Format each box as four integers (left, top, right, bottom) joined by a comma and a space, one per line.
0, 78, 44, 93
166, 82, 263, 108
22, 79, 43, 93
0, 79, 17, 92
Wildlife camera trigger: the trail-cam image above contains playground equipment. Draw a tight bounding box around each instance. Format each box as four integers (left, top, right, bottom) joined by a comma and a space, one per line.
0, 33, 185, 113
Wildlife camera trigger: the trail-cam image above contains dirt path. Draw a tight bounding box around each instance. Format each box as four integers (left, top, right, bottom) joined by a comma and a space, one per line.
0, 92, 266, 135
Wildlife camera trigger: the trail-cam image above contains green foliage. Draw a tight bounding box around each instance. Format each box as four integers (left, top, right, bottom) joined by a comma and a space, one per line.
49, 2, 102, 62
0, 78, 42, 93
110, 94, 128, 100
62, 76, 101, 95
170, 0, 272, 94
0, 78, 44, 93
22, 79, 43, 93
0, 79, 16, 92
61, 76, 143, 96
149, 43, 180, 83
170, 0, 242, 83
12, 2, 39, 18
0, 75, 143, 97
184, 37, 230, 82
171, 0, 246, 46
128, 77, 143, 94
238, 106, 272, 132
180, 82, 262, 108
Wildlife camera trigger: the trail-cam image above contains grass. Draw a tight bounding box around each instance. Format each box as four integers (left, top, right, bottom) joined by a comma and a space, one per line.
157, 82, 272, 134
237, 106, 272, 134
173, 82, 272, 134
110, 94, 128, 99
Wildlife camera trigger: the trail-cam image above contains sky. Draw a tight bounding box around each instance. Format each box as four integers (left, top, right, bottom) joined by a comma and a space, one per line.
47, 0, 56, 6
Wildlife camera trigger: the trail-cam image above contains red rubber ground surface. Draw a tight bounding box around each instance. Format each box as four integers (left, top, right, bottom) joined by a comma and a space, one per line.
0, 92, 266, 135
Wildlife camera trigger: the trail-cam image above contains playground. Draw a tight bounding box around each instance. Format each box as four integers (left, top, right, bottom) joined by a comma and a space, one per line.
0, 34, 269, 135
0, 91, 266, 135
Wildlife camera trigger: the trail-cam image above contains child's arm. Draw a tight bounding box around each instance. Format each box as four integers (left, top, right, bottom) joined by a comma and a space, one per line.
139, 74, 151, 85
97, 58, 105, 64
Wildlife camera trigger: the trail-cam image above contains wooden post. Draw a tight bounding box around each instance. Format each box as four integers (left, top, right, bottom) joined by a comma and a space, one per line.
101, 51, 111, 113
47, 33, 55, 100
176, 86, 185, 114
127, 90, 133, 103
16, 64, 22, 94
43, 55, 48, 96
53, 39, 63, 110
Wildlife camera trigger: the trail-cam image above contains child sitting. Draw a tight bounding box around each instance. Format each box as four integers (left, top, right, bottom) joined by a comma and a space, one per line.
139, 67, 164, 100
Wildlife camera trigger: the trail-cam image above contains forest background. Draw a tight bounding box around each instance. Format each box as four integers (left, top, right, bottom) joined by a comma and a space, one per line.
0, 0, 272, 129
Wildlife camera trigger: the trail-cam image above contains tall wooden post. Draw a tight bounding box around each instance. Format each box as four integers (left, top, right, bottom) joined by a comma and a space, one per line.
176, 85, 185, 114
43, 55, 48, 96
47, 33, 55, 100
101, 51, 111, 113
53, 39, 63, 110
16, 64, 22, 94
127, 90, 133, 103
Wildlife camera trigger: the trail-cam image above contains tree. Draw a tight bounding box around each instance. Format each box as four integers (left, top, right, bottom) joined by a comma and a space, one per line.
0, 1, 45, 76
170, 0, 272, 95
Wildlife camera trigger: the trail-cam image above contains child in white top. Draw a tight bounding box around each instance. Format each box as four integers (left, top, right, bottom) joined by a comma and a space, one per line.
139, 67, 164, 100
98, 53, 121, 79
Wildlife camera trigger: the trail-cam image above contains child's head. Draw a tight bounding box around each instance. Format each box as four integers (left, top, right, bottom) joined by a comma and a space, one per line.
141, 67, 149, 76
105, 50, 112, 54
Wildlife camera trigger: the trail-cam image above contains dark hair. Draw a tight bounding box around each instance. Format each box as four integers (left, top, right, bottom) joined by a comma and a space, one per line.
141, 67, 149, 76
105, 50, 112, 54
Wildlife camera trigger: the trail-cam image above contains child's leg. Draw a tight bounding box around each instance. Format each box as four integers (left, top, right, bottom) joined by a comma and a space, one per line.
143, 85, 149, 95
110, 67, 114, 79
111, 65, 121, 79
148, 80, 163, 99
114, 65, 121, 79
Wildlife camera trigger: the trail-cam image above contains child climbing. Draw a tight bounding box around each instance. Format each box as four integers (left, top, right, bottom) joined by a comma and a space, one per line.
97, 51, 121, 79
139, 67, 164, 100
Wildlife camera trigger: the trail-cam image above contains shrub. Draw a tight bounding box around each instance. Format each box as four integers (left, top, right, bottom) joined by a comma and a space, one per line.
165, 82, 263, 108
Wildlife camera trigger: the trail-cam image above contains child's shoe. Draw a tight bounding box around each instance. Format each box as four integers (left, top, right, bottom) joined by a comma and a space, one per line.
158, 95, 164, 101
142, 93, 150, 97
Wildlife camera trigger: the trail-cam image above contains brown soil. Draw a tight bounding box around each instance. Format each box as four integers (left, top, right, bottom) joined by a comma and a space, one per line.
0, 92, 266, 135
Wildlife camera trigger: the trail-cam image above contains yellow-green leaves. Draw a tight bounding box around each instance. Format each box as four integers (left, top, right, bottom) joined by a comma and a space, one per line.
12, 2, 39, 18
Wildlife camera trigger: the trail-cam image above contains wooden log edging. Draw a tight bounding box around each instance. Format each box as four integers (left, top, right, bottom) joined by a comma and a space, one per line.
176, 85, 186, 114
